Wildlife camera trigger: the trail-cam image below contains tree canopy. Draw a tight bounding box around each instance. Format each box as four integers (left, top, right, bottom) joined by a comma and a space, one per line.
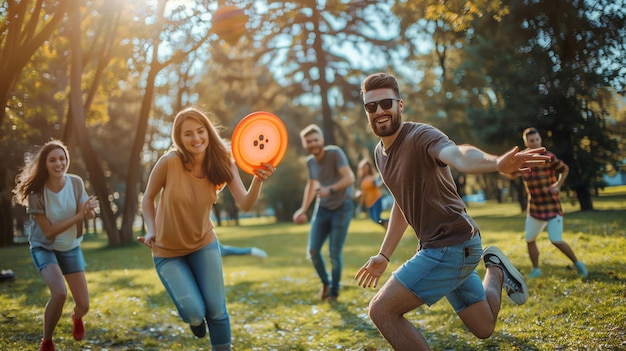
1, 0, 624, 246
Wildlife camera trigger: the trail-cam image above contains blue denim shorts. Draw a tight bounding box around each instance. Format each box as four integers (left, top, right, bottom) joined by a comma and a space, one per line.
393, 234, 485, 313
30, 246, 86, 274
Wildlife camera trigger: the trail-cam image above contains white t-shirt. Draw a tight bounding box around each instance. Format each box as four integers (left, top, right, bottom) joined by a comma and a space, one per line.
44, 178, 83, 251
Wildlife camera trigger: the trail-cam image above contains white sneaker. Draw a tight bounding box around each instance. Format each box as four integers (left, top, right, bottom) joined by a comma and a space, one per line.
250, 247, 268, 258
483, 246, 529, 305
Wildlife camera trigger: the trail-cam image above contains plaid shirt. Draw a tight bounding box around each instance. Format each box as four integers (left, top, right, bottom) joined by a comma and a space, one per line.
522, 151, 569, 220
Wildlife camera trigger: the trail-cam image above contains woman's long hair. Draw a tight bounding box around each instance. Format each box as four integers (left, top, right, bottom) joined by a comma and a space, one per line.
13, 139, 70, 205
171, 107, 233, 186
357, 158, 375, 181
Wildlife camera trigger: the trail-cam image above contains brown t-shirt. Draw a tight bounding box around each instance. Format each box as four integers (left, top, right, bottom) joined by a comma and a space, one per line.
153, 152, 219, 258
375, 122, 478, 249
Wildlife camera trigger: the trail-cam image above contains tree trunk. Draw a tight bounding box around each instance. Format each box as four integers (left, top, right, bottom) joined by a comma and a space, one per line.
312, 10, 335, 145
120, 78, 156, 244
0, 1, 70, 247
67, 0, 123, 245
65, 4, 125, 246
119, 0, 168, 244
572, 183, 594, 211
0, 169, 13, 247
514, 178, 527, 213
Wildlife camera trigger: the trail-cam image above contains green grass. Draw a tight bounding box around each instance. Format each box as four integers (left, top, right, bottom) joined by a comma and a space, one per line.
1, 195, 625, 351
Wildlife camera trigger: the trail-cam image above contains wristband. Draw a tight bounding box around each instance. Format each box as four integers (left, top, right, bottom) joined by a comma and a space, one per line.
379, 252, 390, 262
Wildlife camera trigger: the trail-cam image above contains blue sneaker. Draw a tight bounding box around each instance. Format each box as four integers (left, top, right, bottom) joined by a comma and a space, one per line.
483, 246, 529, 305
528, 268, 542, 278
575, 261, 588, 278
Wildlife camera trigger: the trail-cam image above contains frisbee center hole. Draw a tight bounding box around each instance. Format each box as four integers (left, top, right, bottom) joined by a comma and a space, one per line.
252, 135, 270, 150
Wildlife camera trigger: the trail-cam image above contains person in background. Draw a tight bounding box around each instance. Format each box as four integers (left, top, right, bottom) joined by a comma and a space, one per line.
292, 124, 355, 302
601, 163, 625, 186
356, 158, 388, 228
139, 107, 274, 350
211, 206, 267, 258
219, 243, 267, 258
515, 127, 588, 279
354, 73, 550, 350
13, 139, 98, 351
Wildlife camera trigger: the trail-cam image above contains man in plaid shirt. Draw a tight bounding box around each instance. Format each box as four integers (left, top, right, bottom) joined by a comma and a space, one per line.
520, 127, 588, 278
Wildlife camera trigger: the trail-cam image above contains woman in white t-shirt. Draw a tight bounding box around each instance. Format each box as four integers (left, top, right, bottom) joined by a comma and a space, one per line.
14, 140, 98, 351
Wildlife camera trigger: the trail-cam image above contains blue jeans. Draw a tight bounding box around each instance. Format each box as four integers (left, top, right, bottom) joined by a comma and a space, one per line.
219, 243, 251, 256
367, 197, 383, 223
154, 240, 230, 348
308, 199, 354, 297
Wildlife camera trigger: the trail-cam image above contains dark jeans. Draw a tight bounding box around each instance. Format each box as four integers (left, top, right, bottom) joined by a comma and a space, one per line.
307, 199, 354, 297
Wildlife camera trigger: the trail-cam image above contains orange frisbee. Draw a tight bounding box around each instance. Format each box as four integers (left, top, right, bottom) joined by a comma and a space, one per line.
232, 111, 288, 175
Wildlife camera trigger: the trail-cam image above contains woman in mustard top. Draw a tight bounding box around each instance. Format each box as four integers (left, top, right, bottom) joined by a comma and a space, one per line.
140, 108, 274, 351
357, 159, 388, 228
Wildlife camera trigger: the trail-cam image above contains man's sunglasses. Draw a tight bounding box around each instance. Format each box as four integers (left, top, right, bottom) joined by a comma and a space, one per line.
364, 98, 400, 113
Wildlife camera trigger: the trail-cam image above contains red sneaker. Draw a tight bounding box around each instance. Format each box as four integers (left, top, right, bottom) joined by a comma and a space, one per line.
72, 313, 85, 341
40, 339, 54, 351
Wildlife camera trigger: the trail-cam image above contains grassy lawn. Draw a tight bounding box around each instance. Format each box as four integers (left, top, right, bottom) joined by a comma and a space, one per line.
1, 194, 625, 350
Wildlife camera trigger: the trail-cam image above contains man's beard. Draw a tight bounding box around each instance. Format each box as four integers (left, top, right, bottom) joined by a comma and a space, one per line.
307, 145, 323, 157
371, 110, 402, 137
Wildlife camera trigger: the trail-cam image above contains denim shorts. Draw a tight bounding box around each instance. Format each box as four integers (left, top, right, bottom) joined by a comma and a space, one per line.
30, 246, 86, 274
393, 234, 485, 313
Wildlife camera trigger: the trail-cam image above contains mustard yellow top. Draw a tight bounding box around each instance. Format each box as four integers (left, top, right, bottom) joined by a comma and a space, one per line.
153, 152, 219, 258
361, 176, 382, 208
